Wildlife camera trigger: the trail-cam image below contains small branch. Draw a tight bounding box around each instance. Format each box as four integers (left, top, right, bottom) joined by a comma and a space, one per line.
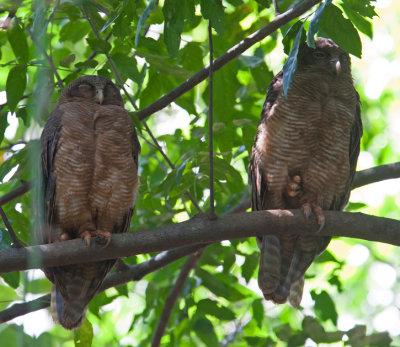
21, 21, 64, 88
0, 206, 23, 248
0, 244, 206, 323
151, 247, 205, 347
208, 21, 215, 219
135, 0, 322, 121
272, 0, 281, 16
0, 180, 31, 206
352, 162, 400, 189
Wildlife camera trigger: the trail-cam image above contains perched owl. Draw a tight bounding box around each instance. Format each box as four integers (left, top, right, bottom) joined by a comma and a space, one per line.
249, 38, 362, 307
40, 75, 140, 330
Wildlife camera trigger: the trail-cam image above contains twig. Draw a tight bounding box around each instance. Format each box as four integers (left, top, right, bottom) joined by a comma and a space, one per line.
20, 20, 64, 88
208, 21, 215, 219
0, 141, 27, 151
272, 0, 281, 16
151, 247, 205, 347
0, 206, 23, 248
135, 0, 323, 121
0, 180, 31, 206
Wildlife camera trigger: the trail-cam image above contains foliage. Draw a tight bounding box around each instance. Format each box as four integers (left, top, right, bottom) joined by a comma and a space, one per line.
0, 0, 398, 346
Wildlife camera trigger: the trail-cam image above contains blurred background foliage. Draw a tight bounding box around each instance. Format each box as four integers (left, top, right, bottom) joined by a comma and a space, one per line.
0, 0, 399, 346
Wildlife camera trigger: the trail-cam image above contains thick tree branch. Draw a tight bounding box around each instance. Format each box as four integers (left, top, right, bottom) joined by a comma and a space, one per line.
135, 0, 322, 121
0, 210, 398, 274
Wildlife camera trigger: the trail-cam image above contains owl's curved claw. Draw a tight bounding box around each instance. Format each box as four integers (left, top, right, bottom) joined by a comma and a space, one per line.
302, 202, 325, 232
302, 203, 312, 223
79, 229, 111, 247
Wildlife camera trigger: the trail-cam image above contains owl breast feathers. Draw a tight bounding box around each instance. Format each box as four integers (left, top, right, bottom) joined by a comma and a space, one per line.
249, 38, 362, 307
40, 75, 140, 330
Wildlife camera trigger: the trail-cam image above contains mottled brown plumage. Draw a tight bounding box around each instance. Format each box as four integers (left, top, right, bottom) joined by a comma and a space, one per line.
40, 75, 140, 329
249, 38, 362, 307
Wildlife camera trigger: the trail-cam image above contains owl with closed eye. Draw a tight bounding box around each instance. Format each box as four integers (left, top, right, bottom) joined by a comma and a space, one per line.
249, 38, 362, 307
40, 75, 140, 329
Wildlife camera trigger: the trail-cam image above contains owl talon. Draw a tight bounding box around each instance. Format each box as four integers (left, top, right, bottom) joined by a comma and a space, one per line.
93, 230, 112, 248
302, 203, 312, 223
312, 203, 326, 233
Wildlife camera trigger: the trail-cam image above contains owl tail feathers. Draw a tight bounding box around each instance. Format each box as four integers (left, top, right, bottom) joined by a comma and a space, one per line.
258, 235, 281, 296
51, 285, 86, 330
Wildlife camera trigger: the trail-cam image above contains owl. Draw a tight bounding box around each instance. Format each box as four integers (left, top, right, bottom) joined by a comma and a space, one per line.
249, 38, 362, 307
40, 75, 140, 329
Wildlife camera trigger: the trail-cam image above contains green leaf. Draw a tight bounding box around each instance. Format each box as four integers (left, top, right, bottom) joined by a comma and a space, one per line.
0, 111, 9, 144
342, 5, 373, 39
302, 316, 327, 343
282, 21, 305, 97
7, 22, 29, 63
100, 0, 129, 33
241, 253, 258, 282
318, 4, 362, 58
59, 21, 90, 42
0, 228, 12, 250
311, 290, 338, 326
200, 0, 225, 35
197, 299, 236, 320
251, 299, 264, 328
6, 65, 27, 112
86, 38, 111, 54
193, 317, 219, 346
74, 319, 93, 347
60, 54, 76, 67
307, 0, 332, 47
135, 0, 156, 46
111, 53, 140, 82
1, 272, 20, 289
163, 0, 185, 57
0, 284, 19, 310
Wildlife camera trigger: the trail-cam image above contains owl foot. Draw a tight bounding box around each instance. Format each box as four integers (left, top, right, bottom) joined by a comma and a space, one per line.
60, 232, 70, 241
302, 202, 325, 232
79, 229, 111, 247
286, 175, 302, 197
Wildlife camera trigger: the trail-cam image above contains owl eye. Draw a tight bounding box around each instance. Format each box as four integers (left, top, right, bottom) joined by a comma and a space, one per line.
78, 84, 94, 98
313, 51, 327, 59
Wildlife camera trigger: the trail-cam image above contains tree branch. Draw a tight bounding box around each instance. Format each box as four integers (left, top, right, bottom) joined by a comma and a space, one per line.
151, 247, 205, 347
135, 0, 322, 121
0, 206, 23, 248
352, 162, 400, 189
0, 244, 206, 323
0, 210, 398, 274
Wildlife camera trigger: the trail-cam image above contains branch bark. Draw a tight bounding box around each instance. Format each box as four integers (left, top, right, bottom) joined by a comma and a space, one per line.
135, 0, 323, 121
0, 210, 398, 274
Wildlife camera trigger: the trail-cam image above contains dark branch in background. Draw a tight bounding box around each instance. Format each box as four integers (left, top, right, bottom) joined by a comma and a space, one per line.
0, 244, 206, 323
151, 21, 217, 345
272, 0, 281, 16
19, 20, 64, 88
352, 162, 400, 189
208, 21, 215, 218
0, 206, 23, 248
83, 6, 203, 214
151, 247, 204, 347
0, 180, 31, 206
135, 0, 323, 121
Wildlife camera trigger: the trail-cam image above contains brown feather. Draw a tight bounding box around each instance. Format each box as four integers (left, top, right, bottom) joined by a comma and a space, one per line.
40, 75, 140, 329
249, 38, 362, 307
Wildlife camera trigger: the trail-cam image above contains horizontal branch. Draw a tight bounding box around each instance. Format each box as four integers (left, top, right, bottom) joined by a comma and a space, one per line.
352, 162, 400, 188
135, 0, 322, 121
0, 210, 398, 274
0, 243, 206, 323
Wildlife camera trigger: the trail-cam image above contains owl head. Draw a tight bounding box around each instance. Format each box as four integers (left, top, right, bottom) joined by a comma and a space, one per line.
297, 38, 351, 76
58, 75, 124, 106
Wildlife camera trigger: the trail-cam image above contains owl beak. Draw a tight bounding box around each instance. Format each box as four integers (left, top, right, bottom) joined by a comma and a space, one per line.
95, 89, 104, 104
330, 58, 341, 75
